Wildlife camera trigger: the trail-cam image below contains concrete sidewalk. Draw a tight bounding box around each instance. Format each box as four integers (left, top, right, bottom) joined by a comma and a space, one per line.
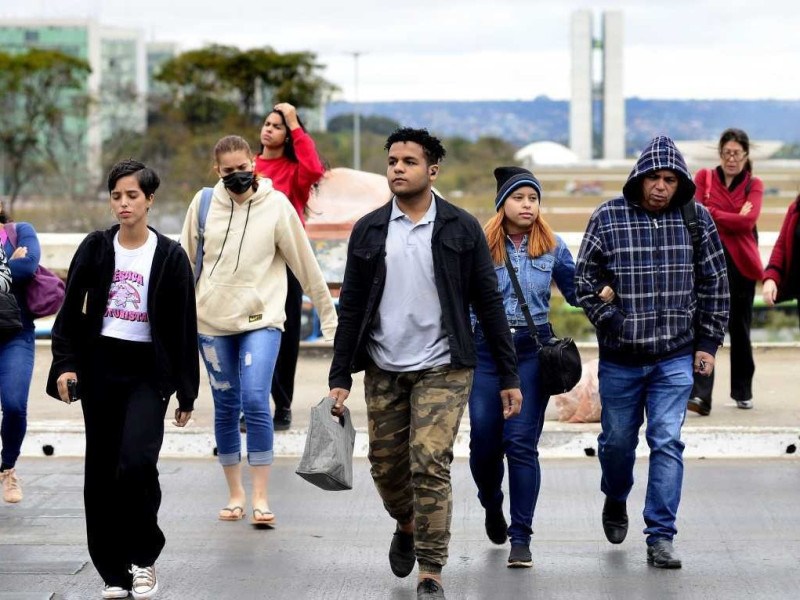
2, 456, 799, 599
22, 342, 800, 460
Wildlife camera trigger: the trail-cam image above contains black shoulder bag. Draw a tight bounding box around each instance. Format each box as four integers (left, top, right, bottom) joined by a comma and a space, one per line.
503, 253, 582, 397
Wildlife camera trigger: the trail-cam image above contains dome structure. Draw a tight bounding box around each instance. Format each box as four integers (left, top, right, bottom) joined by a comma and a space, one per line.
515, 141, 580, 167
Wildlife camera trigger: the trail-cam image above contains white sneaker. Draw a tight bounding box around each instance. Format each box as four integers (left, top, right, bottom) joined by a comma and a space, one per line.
130, 564, 158, 599
102, 585, 130, 599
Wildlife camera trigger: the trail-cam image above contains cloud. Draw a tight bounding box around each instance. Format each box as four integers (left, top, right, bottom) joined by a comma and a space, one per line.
2, 0, 799, 100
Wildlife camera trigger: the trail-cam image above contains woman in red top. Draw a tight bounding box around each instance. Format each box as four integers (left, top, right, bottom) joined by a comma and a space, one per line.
762, 193, 800, 326
254, 102, 325, 430
688, 128, 763, 416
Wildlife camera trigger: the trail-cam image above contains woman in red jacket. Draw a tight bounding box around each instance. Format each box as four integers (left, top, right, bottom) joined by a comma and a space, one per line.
762, 193, 800, 325
254, 102, 325, 431
688, 128, 763, 416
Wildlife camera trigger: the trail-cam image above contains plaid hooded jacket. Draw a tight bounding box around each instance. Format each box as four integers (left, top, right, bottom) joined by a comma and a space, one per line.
575, 136, 730, 365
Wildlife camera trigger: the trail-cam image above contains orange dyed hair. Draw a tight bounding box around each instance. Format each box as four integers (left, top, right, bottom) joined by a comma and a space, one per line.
483, 210, 557, 265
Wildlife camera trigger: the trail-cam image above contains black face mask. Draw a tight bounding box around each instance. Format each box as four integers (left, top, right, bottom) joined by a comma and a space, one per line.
222, 171, 255, 195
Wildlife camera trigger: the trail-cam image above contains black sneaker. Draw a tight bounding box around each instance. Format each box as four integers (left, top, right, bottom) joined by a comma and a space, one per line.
417, 578, 445, 599
507, 544, 533, 568
647, 539, 682, 569
389, 527, 415, 578
602, 497, 628, 544
484, 507, 508, 545
273, 408, 292, 431
687, 397, 711, 416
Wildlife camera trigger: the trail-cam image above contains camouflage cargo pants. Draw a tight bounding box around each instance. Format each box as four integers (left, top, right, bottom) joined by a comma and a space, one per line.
364, 362, 474, 575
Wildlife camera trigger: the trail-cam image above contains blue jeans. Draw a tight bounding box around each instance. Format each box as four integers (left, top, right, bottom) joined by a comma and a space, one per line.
0, 328, 35, 469
199, 328, 281, 466
468, 324, 552, 547
598, 355, 692, 544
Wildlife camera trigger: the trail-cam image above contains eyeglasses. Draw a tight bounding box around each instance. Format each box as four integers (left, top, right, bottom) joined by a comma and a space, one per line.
720, 150, 747, 161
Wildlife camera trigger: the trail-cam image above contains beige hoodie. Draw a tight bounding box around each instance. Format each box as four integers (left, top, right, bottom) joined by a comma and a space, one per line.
180, 179, 337, 338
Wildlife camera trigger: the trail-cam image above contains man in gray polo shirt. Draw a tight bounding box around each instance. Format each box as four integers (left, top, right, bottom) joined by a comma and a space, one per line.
328, 127, 522, 600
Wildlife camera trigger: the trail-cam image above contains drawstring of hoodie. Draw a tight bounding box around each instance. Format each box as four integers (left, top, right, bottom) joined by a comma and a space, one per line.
208, 198, 235, 279
207, 196, 253, 278
233, 199, 252, 274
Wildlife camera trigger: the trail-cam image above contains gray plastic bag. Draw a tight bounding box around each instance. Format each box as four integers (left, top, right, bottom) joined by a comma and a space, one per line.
295, 397, 356, 491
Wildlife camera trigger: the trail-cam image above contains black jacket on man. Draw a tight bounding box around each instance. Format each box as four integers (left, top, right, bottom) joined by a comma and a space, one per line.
328, 193, 519, 391
47, 225, 199, 410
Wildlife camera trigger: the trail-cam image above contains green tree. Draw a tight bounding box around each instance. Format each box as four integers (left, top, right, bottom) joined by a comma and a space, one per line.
0, 49, 91, 213
155, 45, 334, 129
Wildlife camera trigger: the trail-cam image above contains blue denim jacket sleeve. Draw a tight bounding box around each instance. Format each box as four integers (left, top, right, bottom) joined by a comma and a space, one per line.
552, 236, 578, 307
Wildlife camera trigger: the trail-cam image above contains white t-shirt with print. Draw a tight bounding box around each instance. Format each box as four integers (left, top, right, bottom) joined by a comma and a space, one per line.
101, 230, 157, 342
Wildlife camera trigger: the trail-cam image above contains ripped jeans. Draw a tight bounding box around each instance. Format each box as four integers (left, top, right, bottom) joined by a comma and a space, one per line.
198, 328, 281, 466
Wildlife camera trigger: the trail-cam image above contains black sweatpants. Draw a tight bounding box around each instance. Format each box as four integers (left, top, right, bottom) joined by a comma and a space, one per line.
80, 338, 168, 588
692, 251, 756, 405
271, 267, 302, 413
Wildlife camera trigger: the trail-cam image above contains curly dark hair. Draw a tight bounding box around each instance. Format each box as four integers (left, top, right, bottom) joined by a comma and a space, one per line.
107, 159, 160, 196
384, 127, 446, 165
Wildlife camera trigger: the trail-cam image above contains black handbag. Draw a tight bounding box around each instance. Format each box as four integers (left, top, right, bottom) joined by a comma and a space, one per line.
0, 292, 23, 343
504, 254, 582, 397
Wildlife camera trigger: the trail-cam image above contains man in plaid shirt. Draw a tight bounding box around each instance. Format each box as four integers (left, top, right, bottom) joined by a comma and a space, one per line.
575, 135, 730, 569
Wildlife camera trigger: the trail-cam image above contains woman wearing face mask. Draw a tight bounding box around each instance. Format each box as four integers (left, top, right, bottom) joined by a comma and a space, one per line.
254, 102, 325, 431
180, 135, 336, 526
0, 201, 43, 504
688, 128, 763, 416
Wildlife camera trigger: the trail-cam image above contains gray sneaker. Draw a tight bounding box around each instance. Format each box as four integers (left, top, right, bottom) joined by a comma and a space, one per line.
507, 544, 533, 568
417, 578, 445, 599
735, 399, 753, 410
130, 564, 158, 599
647, 540, 682, 569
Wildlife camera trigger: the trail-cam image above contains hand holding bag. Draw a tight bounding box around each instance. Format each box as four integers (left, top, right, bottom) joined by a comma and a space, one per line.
296, 397, 356, 491
504, 254, 582, 397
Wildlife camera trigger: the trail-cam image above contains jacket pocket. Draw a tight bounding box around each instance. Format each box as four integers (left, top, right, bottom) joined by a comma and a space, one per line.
441, 237, 475, 253
351, 245, 382, 262
197, 283, 263, 331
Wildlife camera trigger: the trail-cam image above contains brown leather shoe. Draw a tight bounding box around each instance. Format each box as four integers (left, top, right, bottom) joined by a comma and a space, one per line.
687, 397, 711, 416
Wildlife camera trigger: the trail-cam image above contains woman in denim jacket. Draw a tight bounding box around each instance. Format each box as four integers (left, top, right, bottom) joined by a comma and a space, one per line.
469, 166, 586, 569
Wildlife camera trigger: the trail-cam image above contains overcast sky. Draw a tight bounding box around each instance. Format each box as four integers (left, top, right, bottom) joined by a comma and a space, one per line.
2, 0, 798, 102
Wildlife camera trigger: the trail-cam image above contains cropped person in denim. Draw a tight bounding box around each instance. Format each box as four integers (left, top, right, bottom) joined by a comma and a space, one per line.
468, 166, 582, 568
181, 135, 336, 526
0, 202, 42, 504
575, 136, 730, 569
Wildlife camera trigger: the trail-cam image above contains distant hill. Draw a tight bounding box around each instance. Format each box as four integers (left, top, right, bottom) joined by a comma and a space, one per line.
326, 98, 800, 154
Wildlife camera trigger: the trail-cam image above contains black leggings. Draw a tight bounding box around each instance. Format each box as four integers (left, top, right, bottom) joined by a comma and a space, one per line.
692, 252, 755, 404
271, 267, 303, 412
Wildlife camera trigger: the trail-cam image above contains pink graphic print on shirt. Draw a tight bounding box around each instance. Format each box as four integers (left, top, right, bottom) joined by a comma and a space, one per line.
106, 269, 149, 322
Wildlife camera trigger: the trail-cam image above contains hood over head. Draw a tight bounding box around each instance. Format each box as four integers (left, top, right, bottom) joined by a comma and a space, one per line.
622, 136, 696, 209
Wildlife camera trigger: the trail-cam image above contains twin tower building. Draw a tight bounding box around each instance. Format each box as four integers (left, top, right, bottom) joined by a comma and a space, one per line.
570, 10, 625, 161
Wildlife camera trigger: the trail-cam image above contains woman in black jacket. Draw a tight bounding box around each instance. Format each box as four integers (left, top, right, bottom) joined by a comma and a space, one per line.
48, 159, 199, 600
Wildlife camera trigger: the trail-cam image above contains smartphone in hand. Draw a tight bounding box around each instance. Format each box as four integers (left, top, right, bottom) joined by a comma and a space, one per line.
66, 379, 79, 403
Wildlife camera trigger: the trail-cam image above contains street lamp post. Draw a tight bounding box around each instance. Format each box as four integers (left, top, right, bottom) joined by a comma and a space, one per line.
352, 51, 361, 171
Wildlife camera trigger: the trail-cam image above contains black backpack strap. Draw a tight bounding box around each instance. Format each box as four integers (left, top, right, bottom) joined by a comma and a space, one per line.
680, 198, 702, 263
